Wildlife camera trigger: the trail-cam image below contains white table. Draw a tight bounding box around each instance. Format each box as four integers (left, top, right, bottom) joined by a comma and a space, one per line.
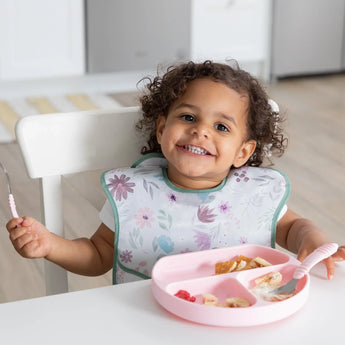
1, 263, 344, 345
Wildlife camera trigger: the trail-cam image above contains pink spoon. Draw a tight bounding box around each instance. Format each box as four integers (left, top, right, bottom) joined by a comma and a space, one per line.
269, 242, 338, 296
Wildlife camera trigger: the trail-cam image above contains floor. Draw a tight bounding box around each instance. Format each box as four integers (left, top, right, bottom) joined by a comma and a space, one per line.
1, 73, 345, 303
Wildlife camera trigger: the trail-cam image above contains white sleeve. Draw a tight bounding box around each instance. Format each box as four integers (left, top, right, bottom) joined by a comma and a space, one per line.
277, 204, 288, 221
99, 199, 115, 231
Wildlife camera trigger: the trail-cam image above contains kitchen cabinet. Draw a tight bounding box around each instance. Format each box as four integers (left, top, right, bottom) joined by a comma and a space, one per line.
271, 0, 345, 78
0, 0, 85, 81
86, 0, 272, 80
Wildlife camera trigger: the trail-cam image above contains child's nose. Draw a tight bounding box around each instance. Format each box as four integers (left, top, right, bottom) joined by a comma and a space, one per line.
191, 123, 210, 138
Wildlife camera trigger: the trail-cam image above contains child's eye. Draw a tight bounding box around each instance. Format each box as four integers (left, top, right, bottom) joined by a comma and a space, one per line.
215, 123, 229, 132
181, 114, 195, 122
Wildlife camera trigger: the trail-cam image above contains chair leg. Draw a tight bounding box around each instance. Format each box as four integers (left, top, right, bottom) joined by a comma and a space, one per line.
44, 261, 68, 295
40, 176, 68, 294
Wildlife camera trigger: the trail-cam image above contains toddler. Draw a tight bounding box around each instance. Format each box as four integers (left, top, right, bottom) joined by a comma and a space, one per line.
6, 60, 345, 284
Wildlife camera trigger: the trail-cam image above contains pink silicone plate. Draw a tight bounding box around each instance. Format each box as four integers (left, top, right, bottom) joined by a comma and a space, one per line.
151, 244, 309, 327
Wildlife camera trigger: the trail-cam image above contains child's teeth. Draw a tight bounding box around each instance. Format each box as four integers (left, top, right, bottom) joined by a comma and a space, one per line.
184, 145, 208, 155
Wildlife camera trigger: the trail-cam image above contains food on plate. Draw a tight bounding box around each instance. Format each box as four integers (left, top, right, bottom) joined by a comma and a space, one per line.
202, 294, 251, 308
252, 272, 295, 302
215, 255, 272, 275
174, 289, 196, 302
203, 293, 219, 306
254, 271, 282, 287
264, 292, 295, 302
225, 297, 251, 308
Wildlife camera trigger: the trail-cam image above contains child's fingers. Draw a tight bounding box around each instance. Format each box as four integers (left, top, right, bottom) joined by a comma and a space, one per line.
297, 249, 308, 262
20, 240, 43, 258
331, 246, 345, 261
12, 231, 36, 251
6, 217, 24, 231
298, 247, 336, 280
8, 225, 30, 242
323, 257, 335, 280
21, 216, 37, 227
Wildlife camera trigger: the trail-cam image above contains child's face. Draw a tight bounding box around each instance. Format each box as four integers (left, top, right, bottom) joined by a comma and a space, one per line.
156, 78, 256, 190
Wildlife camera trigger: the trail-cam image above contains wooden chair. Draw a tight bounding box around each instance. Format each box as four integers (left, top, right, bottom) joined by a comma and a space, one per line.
15, 107, 141, 295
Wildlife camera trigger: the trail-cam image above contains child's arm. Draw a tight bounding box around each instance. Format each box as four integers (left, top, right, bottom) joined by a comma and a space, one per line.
276, 209, 345, 279
6, 217, 114, 276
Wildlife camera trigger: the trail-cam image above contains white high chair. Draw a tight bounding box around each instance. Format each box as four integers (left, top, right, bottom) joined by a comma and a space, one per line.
15, 106, 141, 295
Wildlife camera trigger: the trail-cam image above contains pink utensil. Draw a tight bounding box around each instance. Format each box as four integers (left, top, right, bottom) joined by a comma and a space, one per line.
0, 162, 19, 218
268, 242, 338, 296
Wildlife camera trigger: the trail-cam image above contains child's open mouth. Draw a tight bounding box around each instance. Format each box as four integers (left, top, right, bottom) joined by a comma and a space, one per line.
182, 145, 211, 156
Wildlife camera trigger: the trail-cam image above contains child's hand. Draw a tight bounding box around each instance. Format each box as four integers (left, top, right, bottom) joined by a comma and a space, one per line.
6, 216, 53, 259
298, 240, 345, 280
319, 246, 345, 280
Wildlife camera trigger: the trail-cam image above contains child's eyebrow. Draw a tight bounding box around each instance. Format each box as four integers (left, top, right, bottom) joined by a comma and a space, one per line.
175, 103, 238, 127
219, 113, 237, 127
175, 103, 199, 112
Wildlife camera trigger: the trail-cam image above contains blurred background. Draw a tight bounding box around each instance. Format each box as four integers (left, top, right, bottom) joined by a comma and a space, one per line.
0, 0, 344, 303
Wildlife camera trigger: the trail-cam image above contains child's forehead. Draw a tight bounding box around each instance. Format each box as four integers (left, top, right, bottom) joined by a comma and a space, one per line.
184, 78, 248, 97
180, 78, 249, 106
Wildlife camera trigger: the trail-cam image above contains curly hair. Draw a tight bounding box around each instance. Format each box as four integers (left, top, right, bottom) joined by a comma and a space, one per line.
136, 60, 287, 167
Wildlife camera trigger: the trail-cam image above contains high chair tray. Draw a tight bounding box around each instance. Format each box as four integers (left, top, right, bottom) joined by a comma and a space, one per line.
151, 244, 309, 327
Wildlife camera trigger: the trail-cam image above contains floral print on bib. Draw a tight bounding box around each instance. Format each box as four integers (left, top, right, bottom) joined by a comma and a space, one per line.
101, 154, 290, 284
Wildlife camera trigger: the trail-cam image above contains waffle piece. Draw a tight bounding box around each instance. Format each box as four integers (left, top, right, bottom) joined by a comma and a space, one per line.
215, 255, 272, 275
215, 260, 237, 274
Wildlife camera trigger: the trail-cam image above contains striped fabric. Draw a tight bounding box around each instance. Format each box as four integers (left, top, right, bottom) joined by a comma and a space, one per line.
0, 93, 123, 143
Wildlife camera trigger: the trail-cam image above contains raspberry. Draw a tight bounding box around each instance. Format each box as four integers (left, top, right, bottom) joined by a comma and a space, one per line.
174, 289, 196, 302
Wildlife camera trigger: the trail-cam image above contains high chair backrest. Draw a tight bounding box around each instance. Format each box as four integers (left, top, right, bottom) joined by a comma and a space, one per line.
15, 107, 141, 295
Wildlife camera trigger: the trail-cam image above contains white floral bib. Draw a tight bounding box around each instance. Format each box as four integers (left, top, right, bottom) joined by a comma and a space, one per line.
101, 154, 290, 284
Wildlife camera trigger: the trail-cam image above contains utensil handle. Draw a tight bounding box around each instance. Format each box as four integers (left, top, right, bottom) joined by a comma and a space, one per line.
293, 243, 339, 279
9, 194, 19, 218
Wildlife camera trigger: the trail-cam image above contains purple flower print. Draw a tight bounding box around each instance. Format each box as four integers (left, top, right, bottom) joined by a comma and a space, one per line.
194, 231, 211, 250
197, 205, 216, 223
219, 201, 231, 214
135, 208, 154, 229
239, 236, 248, 245
120, 249, 133, 263
168, 192, 177, 203
108, 174, 135, 201
234, 168, 250, 183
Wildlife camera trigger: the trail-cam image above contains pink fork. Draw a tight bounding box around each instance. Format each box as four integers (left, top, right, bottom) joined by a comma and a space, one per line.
0, 162, 19, 218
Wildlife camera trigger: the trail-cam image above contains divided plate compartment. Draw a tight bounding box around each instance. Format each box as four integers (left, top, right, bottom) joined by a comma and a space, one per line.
151, 244, 309, 327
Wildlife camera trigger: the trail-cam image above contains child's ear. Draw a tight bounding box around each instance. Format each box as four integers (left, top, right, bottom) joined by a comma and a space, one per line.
233, 140, 256, 167
156, 115, 166, 144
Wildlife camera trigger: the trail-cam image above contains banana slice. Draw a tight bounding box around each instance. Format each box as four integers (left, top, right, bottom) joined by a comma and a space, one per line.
203, 293, 219, 306
235, 259, 247, 271
253, 257, 272, 267
255, 272, 282, 287
225, 297, 251, 308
